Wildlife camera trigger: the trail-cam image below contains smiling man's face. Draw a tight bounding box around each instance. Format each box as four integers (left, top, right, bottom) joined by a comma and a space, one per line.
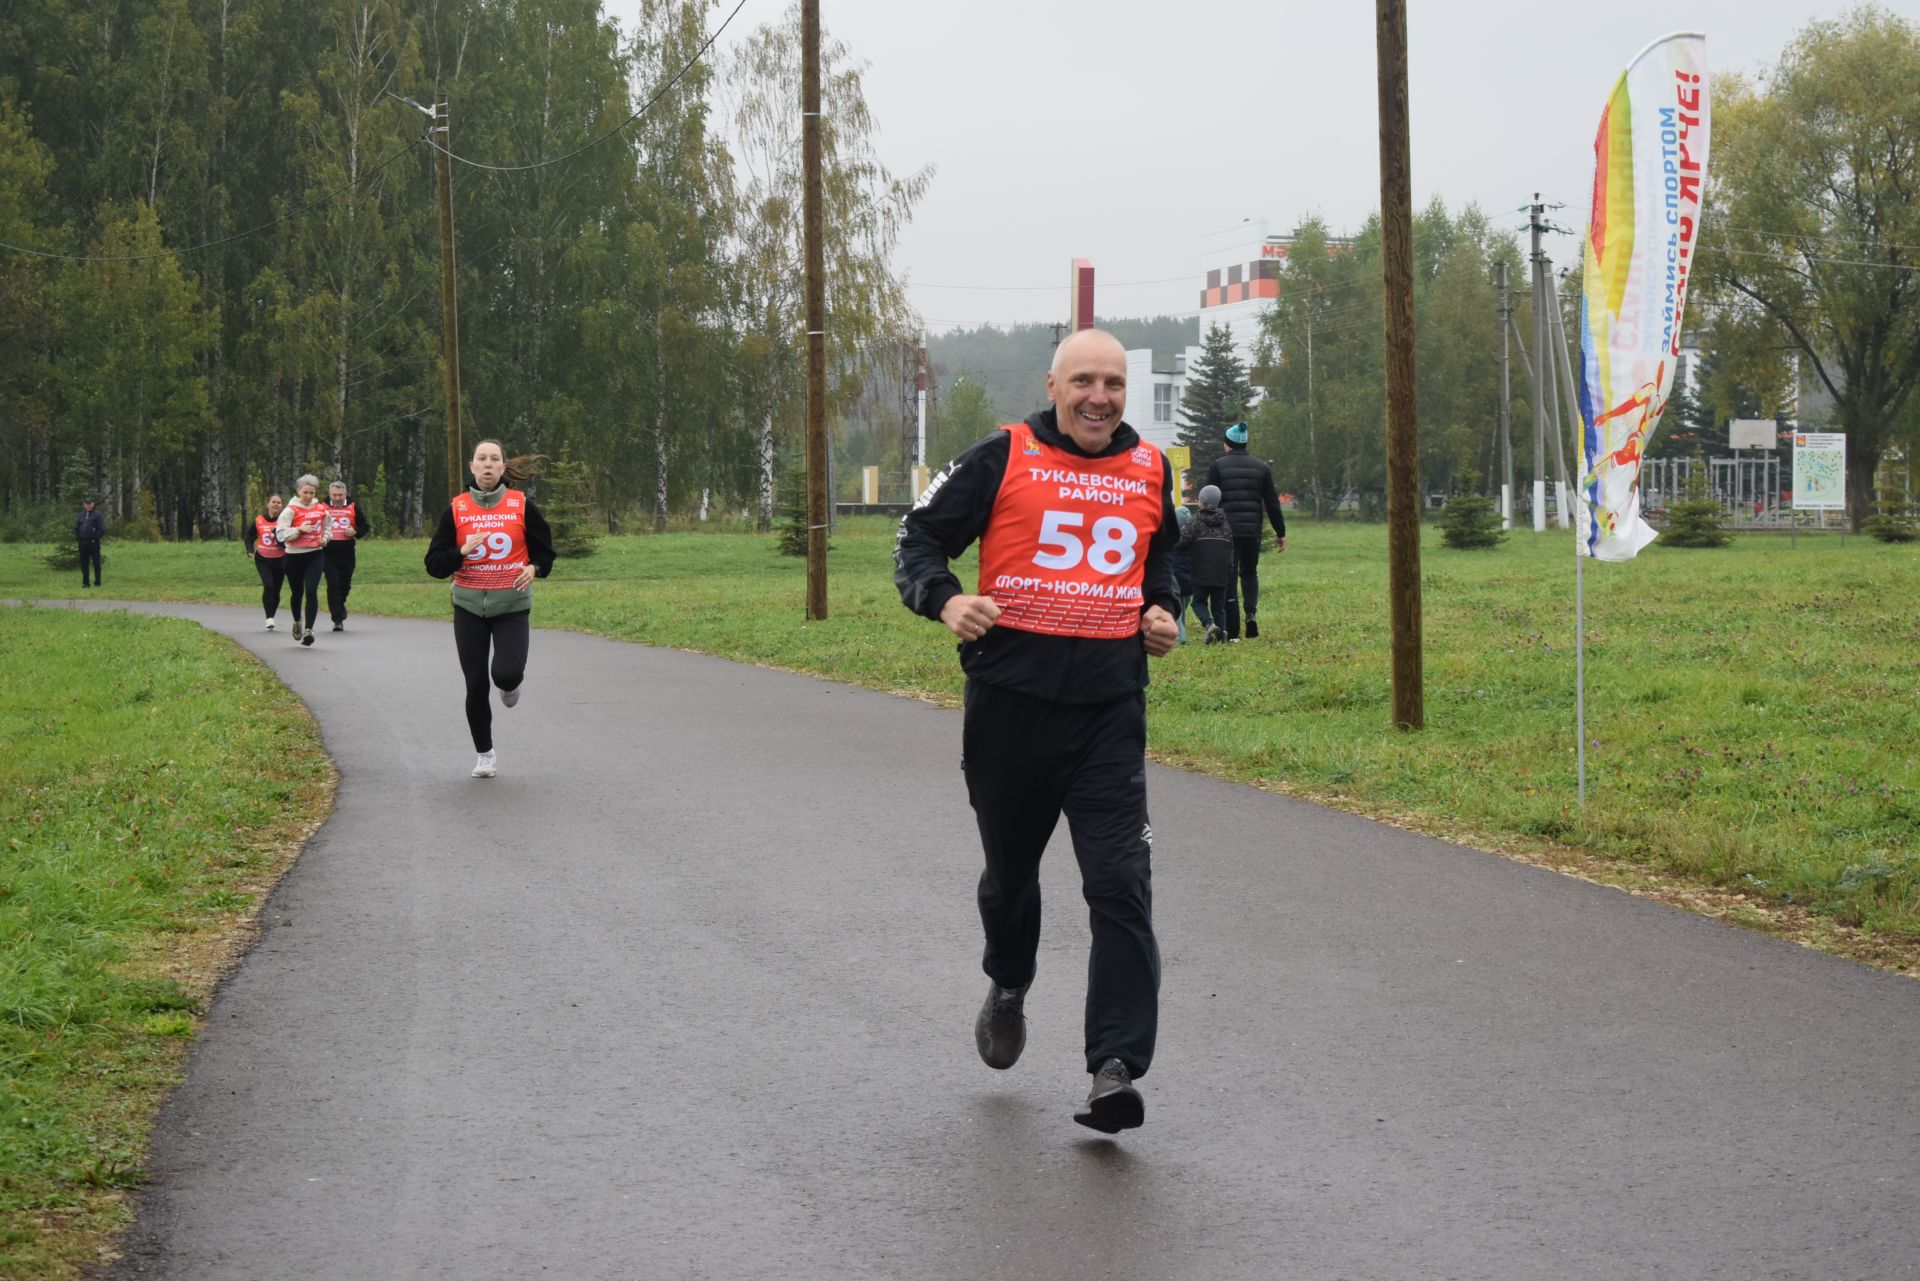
1046, 330, 1128, 453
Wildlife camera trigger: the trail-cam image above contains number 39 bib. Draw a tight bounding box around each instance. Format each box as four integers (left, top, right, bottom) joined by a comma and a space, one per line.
976, 422, 1165, 639
450, 489, 530, 590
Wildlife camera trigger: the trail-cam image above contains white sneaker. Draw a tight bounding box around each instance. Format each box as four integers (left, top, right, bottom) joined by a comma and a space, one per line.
471, 751, 497, 778
502, 685, 521, 709
265, 618, 276, 631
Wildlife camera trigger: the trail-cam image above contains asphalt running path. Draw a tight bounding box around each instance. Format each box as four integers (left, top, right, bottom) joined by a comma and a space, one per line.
56, 602, 1917, 1280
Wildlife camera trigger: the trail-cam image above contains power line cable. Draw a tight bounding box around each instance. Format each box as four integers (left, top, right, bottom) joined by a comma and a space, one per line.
424, 0, 748, 174
914, 274, 1195, 292
0, 140, 424, 264
1713, 224, 1920, 254
1699, 243, 1920, 273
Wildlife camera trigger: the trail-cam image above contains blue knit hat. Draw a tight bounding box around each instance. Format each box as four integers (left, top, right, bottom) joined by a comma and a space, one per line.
1225, 422, 1249, 445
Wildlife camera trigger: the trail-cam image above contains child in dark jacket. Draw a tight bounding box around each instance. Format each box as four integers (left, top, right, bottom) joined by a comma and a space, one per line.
1178, 485, 1237, 644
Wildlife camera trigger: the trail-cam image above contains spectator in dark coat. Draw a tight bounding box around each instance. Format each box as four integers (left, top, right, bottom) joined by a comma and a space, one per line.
1203, 421, 1287, 639
74, 496, 106, 588
1178, 485, 1237, 644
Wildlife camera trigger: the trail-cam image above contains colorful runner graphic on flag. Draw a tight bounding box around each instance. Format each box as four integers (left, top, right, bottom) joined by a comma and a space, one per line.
1577, 33, 1710, 560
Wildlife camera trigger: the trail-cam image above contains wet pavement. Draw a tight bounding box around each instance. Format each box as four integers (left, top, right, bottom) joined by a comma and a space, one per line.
48, 602, 1919, 1280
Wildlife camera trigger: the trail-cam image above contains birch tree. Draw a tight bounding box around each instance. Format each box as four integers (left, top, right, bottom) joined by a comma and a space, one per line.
722, 6, 928, 530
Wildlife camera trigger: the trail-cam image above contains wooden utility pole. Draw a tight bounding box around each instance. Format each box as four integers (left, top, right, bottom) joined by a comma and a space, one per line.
433, 94, 463, 500
801, 0, 829, 619
1375, 0, 1423, 730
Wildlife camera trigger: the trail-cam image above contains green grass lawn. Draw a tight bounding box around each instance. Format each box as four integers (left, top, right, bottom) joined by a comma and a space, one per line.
0, 608, 330, 1280
5, 519, 1916, 952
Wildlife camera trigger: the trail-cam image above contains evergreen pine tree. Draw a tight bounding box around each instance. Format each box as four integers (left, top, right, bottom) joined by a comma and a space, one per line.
1864, 463, 1917, 543
778, 460, 811, 557
1658, 452, 1732, 547
1440, 469, 1507, 549
540, 450, 601, 559
358, 465, 390, 541
1174, 322, 1254, 482
44, 454, 97, 572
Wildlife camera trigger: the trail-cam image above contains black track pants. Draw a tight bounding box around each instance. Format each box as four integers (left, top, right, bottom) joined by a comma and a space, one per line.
452, 606, 529, 753
324, 543, 357, 623
283, 552, 322, 628
78, 542, 102, 586
1223, 534, 1262, 637
962, 679, 1160, 1078
254, 555, 286, 618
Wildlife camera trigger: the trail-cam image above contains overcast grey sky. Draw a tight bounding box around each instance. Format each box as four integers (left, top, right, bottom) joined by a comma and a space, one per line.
605, 0, 1920, 330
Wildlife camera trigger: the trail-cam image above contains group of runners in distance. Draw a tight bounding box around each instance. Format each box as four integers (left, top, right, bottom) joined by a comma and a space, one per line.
243, 475, 368, 643
222, 329, 1268, 1131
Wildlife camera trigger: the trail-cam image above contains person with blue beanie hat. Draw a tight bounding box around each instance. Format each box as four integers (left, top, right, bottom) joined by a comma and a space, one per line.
1204, 421, 1287, 638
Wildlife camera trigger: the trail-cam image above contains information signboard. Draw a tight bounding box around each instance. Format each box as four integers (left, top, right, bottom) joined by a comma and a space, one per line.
1791, 432, 1846, 511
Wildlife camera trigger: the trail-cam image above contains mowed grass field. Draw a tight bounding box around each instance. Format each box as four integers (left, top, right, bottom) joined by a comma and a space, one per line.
0, 608, 329, 1280
5, 518, 1916, 959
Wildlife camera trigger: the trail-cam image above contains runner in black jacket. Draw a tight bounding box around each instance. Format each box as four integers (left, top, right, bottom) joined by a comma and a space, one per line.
895, 328, 1180, 1134
1203, 421, 1288, 639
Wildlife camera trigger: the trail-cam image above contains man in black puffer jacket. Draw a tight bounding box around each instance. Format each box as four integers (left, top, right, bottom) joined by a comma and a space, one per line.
1203, 421, 1287, 638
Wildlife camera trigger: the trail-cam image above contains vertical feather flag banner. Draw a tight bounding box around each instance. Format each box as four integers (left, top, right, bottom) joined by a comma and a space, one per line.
1577, 33, 1710, 561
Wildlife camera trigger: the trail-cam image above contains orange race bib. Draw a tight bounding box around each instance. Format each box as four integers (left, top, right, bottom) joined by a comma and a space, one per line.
451, 490, 529, 590
326, 502, 357, 540
254, 514, 284, 558
976, 422, 1164, 639
284, 503, 328, 551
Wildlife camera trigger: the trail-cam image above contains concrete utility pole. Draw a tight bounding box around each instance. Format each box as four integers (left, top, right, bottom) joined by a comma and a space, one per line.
1497, 259, 1513, 529
1529, 195, 1548, 532
1375, 0, 1423, 731
802, 0, 828, 620
433, 94, 463, 501
916, 334, 928, 467
1547, 269, 1583, 523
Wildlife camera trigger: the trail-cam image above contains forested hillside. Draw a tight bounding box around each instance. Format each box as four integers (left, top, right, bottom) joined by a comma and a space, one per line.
926, 315, 1198, 422
0, 0, 924, 537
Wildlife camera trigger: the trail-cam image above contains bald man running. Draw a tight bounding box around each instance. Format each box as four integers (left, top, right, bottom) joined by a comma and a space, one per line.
895, 329, 1180, 1133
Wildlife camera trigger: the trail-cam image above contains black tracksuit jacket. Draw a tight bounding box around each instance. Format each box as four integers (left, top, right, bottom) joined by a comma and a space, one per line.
894, 409, 1181, 705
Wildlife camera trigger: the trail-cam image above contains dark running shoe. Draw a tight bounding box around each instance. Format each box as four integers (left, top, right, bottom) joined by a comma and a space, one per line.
974, 982, 1030, 1070
332, 622, 344, 632
1246, 617, 1260, 638
1074, 1058, 1145, 1134
301, 630, 315, 647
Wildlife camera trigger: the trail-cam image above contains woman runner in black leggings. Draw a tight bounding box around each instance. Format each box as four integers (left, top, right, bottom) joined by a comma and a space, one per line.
243, 492, 287, 630
424, 440, 555, 778
276, 474, 330, 645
